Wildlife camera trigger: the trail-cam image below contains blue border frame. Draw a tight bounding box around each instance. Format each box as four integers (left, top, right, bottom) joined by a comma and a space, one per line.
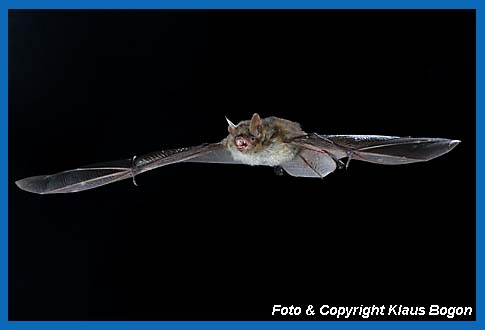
1, 0, 480, 329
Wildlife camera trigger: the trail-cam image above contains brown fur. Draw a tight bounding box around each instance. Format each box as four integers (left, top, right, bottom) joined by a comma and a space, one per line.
223, 114, 306, 166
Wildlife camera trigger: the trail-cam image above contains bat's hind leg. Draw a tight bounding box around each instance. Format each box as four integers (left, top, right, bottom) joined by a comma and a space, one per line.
326, 152, 346, 170
345, 151, 353, 169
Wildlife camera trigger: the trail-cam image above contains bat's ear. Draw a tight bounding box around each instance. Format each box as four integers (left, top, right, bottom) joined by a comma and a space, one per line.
249, 113, 263, 138
226, 116, 238, 136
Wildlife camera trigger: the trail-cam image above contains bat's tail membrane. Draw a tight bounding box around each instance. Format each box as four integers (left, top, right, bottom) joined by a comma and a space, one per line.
351, 137, 461, 165
15, 159, 135, 194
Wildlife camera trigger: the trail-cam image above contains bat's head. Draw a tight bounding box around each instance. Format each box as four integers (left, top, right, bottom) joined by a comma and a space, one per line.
226, 113, 263, 153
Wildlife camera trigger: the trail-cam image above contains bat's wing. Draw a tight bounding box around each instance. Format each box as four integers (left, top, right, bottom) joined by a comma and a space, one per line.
184, 146, 241, 164
281, 149, 337, 178
291, 133, 460, 166
15, 143, 238, 194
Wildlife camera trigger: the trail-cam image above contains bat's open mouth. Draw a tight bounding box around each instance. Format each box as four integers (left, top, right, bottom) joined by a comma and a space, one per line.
235, 136, 250, 151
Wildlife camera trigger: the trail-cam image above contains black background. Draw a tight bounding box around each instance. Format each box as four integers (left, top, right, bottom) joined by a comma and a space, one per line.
9, 10, 475, 320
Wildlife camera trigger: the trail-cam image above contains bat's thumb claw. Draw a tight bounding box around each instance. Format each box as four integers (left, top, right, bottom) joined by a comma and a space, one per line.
131, 155, 139, 187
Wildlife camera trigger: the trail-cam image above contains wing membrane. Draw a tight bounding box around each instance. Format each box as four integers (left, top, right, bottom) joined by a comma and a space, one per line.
16, 143, 233, 194
15, 163, 134, 194
293, 134, 460, 165
282, 149, 337, 178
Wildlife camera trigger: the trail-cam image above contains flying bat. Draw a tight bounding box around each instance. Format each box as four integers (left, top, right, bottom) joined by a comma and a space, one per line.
15, 113, 460, 194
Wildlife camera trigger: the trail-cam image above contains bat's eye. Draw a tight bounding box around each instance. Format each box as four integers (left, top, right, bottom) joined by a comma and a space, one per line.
249, 136, 256, 142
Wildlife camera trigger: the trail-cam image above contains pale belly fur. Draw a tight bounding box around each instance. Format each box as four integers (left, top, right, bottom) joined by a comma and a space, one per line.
229, 142, 299, 167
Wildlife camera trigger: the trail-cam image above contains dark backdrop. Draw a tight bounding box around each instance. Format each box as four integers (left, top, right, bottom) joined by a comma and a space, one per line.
9, 10, 475, 320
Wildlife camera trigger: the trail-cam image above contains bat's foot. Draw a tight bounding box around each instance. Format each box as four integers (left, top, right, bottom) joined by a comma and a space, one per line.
336, 159, 346, 170
273, 166, 284, 176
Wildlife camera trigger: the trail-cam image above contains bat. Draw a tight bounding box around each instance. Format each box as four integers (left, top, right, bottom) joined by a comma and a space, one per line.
15, 113, 460, 194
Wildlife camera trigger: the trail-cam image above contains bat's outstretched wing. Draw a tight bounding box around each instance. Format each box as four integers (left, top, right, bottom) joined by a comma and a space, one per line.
282, 133, 460, 178
280, 148, 338, 178
15, 143, 238, 194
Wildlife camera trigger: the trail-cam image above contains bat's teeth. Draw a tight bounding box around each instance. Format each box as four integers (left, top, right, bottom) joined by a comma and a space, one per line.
449, 140, 461, 150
